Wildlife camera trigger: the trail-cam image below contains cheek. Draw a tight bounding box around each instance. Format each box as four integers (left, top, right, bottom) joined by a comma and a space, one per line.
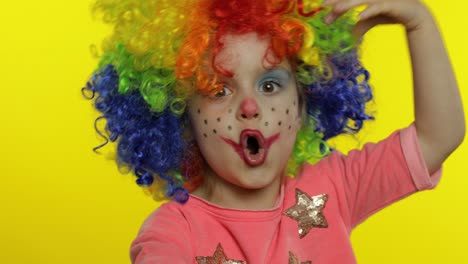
191, 107, 235, 141
263, 98, 300, 134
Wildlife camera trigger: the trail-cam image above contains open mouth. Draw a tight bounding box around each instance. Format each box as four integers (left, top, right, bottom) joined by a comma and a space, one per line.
221, 129, 280, 167
241, 131, 266, 166
246, 136, 260, 154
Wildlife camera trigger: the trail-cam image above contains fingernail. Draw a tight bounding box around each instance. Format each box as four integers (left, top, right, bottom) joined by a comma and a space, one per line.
324, 14, 333, 24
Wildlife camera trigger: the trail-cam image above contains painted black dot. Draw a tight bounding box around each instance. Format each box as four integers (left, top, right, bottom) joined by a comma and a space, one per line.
293, 101, 296, 106
271, 107, 275, 112
288, 125, 292, 130
228, 125, 232, 131
278, 121, 282, 126
204, 119, 208, 125
213, 129, 217, 134
217, 117, 221, 122
286, 109, 289, 114
197, 109, 201, 114
203, 133, 207, 138
265, 121, 269, 127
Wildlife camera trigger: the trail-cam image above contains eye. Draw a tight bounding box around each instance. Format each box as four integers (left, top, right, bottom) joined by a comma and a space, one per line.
259, 80, 281, 94
209, 85, 233, 98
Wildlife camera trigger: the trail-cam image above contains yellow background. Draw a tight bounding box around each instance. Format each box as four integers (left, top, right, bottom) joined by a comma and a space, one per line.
0, 0, 467, 263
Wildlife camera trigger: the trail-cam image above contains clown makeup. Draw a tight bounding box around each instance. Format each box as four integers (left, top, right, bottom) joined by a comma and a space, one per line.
188, 33, 302, 209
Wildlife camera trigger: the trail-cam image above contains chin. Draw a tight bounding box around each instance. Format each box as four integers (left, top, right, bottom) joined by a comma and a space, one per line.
224, 159, 285, 190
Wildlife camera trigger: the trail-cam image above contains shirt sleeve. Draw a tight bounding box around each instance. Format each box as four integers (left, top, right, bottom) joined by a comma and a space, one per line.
323, 123, 442, 229
130, 203, 193, 264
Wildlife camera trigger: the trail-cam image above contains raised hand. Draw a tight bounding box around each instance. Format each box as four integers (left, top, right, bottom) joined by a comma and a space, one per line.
323, 0, 431, 38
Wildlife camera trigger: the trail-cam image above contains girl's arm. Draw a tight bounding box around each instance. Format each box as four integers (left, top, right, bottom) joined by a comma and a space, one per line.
406, 11, 464, 174
324, 0, 465, 173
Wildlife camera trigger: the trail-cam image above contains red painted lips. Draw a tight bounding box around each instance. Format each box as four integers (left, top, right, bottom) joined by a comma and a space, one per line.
221, 129, 280, 167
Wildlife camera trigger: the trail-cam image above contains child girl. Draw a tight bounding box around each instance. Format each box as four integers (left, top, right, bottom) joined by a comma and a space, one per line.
84, 0, 464, 263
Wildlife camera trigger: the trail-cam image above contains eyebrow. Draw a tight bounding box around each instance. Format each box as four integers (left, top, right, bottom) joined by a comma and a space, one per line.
216, 66, 293, 87
261, 67, 292, 79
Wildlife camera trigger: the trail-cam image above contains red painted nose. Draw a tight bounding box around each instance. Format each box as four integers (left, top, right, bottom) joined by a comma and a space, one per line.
238, 98, 259, 119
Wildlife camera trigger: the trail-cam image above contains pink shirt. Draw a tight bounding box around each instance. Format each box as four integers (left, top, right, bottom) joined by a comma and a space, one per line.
130, 124, 442, 263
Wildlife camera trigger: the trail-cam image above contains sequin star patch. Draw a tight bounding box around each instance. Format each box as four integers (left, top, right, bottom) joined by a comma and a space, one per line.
284, 188, 328, 238
195, 243, 246, 264
289, 251, 312, 264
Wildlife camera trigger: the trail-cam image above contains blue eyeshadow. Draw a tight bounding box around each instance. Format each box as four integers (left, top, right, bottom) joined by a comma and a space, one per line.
259, 68, 291, 85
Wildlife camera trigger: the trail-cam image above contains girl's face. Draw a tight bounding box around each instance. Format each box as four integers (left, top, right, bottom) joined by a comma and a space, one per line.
188, 32, 302, 194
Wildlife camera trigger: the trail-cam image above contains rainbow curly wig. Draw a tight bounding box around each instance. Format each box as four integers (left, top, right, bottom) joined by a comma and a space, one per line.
83, 0, 374, 203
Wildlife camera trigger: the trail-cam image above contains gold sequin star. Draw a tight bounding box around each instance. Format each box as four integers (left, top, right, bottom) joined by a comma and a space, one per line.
284, 188, 328, 238
289, 251, 312, 264
195, 243, 246, 264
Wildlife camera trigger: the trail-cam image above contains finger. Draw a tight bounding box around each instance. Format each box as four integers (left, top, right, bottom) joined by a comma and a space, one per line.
358, 2, 388, 21
333, 0, 370, 13
322, 0, 338, 6
324, 0, 372, 24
